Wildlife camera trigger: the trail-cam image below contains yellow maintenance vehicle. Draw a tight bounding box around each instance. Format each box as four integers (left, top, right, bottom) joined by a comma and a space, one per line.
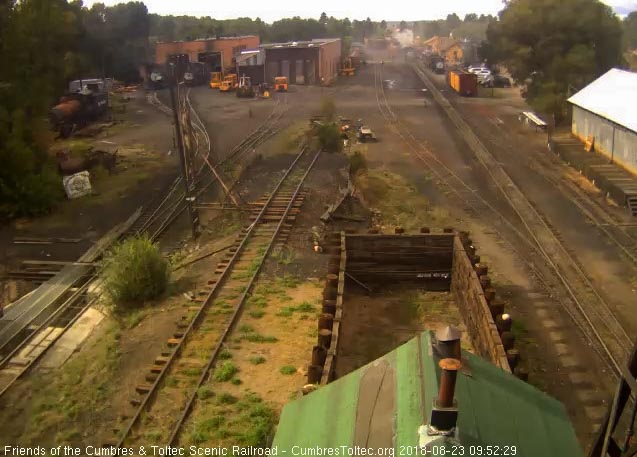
209, 71, 223, 89
274, 76, 288, 92
236, 75, 255, 98
219, 74, 238, 92
340, 58, 355, 76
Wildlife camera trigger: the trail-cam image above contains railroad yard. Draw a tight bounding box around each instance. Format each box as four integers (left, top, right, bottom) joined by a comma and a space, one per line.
2, 45, 637, 455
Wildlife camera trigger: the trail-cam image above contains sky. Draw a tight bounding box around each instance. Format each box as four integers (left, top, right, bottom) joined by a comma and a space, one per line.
83, 0, 637, 22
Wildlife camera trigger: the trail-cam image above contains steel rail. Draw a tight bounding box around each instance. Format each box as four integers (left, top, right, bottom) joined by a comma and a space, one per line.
0, 279, 104, 398
114, 145, 317, 447
375, 62, 628, 375
410, 64, 632, 374
168, 148, 320, 446
0, 89, 289, 399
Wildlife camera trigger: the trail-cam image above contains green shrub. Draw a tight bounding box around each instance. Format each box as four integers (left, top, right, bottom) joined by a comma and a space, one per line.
280, 365, 297, 375
214, 362, 238, 382
102, 235, 169, 307
197, 386, 214, 400
317, 123, 342, 153
217, 393, 238, 405
249, 310, 265, 319
249, 356, 266, 365
219, 350, 233, 360
320, 96, 336, 121
349, 151, 367, 177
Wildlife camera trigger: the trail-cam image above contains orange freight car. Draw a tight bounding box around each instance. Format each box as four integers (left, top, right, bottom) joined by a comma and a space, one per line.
447, 69, 478, 96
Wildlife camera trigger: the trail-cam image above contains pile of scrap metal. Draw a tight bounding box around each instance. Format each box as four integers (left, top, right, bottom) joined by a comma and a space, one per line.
320, 185, 354, 223
55, 146, 118, 176
49, 79, 110, 138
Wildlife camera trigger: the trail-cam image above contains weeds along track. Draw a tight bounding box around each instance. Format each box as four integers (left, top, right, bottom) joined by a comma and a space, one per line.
0, 276, 101, 398
112, 146, 320, 448
0, 93, 287, 401
374, 63, 630, 376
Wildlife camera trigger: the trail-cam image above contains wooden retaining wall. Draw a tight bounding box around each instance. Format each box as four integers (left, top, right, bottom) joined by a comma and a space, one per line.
344, 233, 453, 290
306, 231, 346, 385
451, 235, 511, 372
306, 230, 525, 387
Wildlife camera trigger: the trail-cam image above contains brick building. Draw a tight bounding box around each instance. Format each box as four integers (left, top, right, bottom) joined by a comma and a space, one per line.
261, 38, 341, 85
154, 36, 260, 72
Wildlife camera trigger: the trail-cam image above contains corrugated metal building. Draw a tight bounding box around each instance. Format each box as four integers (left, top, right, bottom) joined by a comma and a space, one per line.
272, 331, 583, 456
261, 38, 341, 85
236, 50, 265, 84
568, 68, 637, 176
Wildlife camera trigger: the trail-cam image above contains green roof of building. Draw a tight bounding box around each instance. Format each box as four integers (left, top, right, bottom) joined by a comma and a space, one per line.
272, 332, 583, 457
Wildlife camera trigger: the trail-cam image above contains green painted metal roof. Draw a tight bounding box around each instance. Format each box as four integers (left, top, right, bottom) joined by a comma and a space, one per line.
272, 332, 583, 457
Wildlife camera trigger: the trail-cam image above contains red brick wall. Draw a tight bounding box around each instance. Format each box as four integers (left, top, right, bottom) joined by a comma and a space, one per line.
214, 36, 260, 70
155, 36, 260, 71
318, 39, 341, 85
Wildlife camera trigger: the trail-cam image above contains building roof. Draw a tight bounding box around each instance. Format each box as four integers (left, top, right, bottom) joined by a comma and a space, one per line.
568, 68, 637, 133
260, 38, 340, 49
235, 50, 261, 64
156, 35, 257, 44
423, 36, 457, 51
272, 331, 583, 456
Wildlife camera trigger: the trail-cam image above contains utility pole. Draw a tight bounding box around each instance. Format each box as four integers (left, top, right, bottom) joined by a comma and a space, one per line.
168, 63, 200, 239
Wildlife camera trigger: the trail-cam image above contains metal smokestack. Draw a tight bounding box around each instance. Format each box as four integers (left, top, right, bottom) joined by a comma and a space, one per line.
438, 358, 461, 408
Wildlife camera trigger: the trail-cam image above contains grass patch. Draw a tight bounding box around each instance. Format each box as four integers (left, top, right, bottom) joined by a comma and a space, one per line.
219, 350, 233, 360
214, 362, 239, 382
121, 308, 147, 329
248, 310, 265, 319
277, 301, 317, 317
280, 365, 297, 375
273, 247, 295, 265
240, 334, 278, 343
217, 393, 238, 405
183, 367, 202, 377
231, 378, 243, 385
355, 170, 451, 230
248, 295, 267, 308
197, 386, 214, 400
236, 324, 278, 343
249, 356, 266, 365
26, 320, 121, 441
145, 430, 163, 441
276, 307, 294, 318
278, 274, 300, 289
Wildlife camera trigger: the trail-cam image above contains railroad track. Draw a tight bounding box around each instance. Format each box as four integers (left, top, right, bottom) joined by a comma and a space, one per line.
110, 146, 320, 448
476, 113, 637, 269
374, 62, 632, 376
0, 89, 288, 400
147, 89, 289, 218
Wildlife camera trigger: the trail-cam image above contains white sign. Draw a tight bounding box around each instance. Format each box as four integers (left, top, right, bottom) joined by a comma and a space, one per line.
63, 171, 92, 199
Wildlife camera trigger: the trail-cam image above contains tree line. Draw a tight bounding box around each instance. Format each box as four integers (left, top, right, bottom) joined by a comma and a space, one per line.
483, 0, 624, 123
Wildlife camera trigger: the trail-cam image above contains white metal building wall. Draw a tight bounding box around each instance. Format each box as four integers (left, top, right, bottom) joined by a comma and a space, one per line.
572, 105, 637, 175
